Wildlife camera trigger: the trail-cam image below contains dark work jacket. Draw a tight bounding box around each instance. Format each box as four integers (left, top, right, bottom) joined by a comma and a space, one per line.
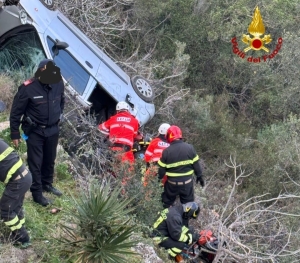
153, 205, 190, 241
0, 138, 24, 183
158, 139, 203, 181
10, 78, 65, 139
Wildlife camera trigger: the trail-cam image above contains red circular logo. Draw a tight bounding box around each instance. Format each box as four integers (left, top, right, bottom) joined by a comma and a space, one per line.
252, 39, 262, 49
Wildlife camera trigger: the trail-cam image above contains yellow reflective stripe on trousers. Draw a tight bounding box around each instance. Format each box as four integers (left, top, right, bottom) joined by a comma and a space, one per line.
168, 247, 182, 257
4, 158, 23, 184
0, 147, 14, 161
153, 236, 167, 245
166, 170, 194, 177
158, 159, 166, 167
11, 221, 23, 231
4, 215, 19, 226
168, 249, 177, 257
20, 218, 25, 225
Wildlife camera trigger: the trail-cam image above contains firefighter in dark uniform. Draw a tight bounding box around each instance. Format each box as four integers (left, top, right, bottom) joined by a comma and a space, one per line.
0, 138, 32, 248
152, 202, 200, 261
158, 125, 204, 208
10, 59, 65, 206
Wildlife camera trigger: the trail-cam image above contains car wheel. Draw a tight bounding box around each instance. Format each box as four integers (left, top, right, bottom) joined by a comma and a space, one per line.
39, 0, 54, 9
131, 75, 155, 103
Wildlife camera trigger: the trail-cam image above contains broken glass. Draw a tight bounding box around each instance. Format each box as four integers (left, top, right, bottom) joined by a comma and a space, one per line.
0, 29, 46, 80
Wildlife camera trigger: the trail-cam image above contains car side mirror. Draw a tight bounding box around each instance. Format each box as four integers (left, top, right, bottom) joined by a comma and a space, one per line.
52, 40, 69, 59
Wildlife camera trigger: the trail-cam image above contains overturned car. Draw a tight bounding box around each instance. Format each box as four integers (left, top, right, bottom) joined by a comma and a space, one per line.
0, 0, 155, 126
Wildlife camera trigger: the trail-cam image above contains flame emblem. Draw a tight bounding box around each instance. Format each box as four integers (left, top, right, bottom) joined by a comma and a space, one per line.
242, 7, 272, 52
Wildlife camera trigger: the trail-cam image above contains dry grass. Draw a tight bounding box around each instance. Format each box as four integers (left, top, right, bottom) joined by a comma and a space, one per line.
0, 74, 16, 111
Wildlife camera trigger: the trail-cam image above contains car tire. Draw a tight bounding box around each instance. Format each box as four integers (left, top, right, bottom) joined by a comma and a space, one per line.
131, 75, 155, 103
39, 0, 54, 10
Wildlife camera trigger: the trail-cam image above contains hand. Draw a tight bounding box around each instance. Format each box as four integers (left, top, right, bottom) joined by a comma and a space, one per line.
196, 177, 205, 187
192, 232, 200, 242
12, 139, 21, 148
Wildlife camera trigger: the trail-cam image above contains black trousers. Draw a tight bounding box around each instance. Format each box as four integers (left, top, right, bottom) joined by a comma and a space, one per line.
159, 237, 189, 257
26, 132, 59, 196
162, 178, 194, 208
0, 167, 32, 242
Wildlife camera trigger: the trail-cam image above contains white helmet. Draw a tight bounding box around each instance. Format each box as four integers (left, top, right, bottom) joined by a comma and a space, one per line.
158, 123, 171, 135
116, 101, 130, 111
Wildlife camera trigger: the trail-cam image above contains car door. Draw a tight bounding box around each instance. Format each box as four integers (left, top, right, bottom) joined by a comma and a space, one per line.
43, 13, 101, 98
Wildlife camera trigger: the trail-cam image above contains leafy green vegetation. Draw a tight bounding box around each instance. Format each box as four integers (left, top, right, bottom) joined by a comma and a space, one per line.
2, 0, 300, 261
60, 181, 139, 263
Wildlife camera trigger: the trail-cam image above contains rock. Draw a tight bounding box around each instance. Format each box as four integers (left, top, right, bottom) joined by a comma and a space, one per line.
134, 242, 164, 263
0, 121, 9, 131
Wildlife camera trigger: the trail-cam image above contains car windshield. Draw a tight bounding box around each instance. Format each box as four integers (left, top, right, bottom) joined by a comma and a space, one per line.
47, 37, 90, 95
0, 28, 46, 80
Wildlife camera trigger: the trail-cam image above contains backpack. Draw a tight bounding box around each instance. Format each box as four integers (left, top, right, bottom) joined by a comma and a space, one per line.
198, 230, 216, 246
198, 230, 219, 263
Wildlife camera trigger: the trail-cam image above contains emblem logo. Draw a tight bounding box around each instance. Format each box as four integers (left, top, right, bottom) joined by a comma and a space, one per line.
231, 6, 282, 63
242, 7, 272, 52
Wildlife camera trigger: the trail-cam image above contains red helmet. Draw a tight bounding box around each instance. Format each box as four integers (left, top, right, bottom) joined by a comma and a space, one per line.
166, 125, 182, 143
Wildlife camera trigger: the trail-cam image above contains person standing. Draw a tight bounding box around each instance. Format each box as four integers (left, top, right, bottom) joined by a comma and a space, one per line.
0, 138, 32, 248
158, 125, 204, 208
10, 59, 65, 206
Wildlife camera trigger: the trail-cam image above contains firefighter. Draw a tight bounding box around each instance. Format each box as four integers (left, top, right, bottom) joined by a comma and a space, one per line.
10, 59, 65, 206
0, 138, 32, 248
144, 123, 170, 163
158, 125, 204, 208
152, 202, 200, 261
143, 123, 170, 186
98, 101, 140, 163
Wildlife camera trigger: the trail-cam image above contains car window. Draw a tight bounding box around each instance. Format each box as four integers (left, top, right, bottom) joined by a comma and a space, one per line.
47, 37, 90, 95
0, 28, 45, 79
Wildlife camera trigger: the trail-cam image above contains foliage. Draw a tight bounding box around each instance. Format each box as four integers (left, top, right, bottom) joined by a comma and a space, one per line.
60, 181, 139, 263
0, 127, 27, 155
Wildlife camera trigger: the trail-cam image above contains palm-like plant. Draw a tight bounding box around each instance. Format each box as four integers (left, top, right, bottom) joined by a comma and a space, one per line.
60, 181, 139, 263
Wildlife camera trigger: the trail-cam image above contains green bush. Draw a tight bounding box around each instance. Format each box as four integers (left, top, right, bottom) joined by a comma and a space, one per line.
55, 163, 72, 181
60, 181, 139, 263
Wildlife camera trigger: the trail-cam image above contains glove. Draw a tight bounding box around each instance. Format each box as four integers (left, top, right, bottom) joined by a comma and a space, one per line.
186, 233, 193, 245
192, 232, 200, 242
196, 176, 205, 187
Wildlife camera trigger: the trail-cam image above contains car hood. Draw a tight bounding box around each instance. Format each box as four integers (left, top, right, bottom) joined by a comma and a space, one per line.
0, 6, 23, 36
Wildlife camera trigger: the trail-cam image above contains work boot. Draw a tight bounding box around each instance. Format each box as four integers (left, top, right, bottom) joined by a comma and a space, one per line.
11, 227, 32, 249
43, 184, 62, 196
33, 195, 52, 206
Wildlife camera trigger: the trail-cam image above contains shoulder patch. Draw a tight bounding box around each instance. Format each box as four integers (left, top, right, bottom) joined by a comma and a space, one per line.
23, 79, 34, 86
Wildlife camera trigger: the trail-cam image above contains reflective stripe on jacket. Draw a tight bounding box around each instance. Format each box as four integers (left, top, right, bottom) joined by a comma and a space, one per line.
158, 140, 202, 178
0, 139, 23, 183
98, 111, 139, 147
144, 135, 170, 163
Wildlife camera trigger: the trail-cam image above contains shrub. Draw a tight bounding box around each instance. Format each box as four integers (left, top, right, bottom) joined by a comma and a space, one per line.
60, 181, 139, 263
0, 74, 16, 111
